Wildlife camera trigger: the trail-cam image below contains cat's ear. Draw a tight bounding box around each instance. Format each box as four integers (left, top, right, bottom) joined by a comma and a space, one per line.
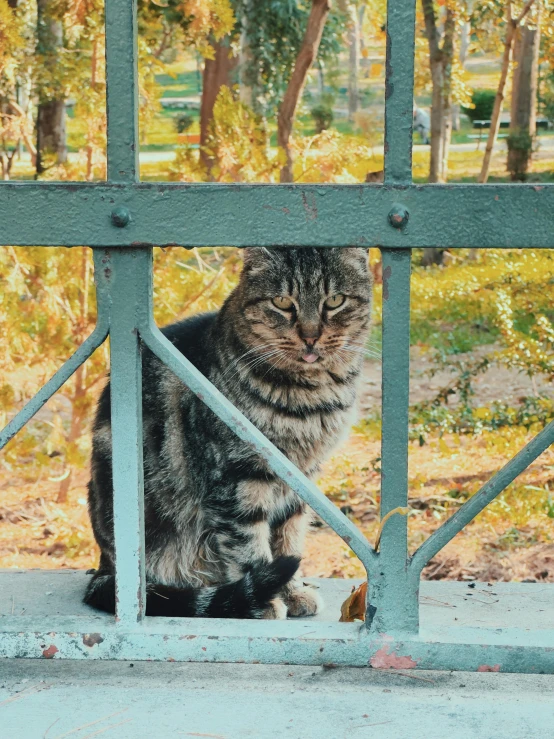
338, 248, 370, 275
340, 247, 370, 261
242, 247, 274, 273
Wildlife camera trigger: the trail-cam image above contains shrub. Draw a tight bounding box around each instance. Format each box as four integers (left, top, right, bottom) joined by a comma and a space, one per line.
174, 113, 194, 134
310, 103, 334, 134
462, 90, 496, 122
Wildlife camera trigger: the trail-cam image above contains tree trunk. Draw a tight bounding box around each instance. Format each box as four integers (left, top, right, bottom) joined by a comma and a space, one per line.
239, 1, 255, 108
199, 37, 237, 173
438, 8, 456, 182
317, 61, 325, 99
347, 3, 360, 121
507, 19, 540, 180
57, 248, 90, 504
478, 0, 537, 183
452, 19, 471, 130
277, 0, 331, 183
422, 248, 445, 267
422, 0, 456, 184
36, 0, 67, 174
85, 38, 98, 181
428, 58, 444, 183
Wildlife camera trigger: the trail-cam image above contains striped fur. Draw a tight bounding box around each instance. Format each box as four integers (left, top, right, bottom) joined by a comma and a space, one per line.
85, 248, 372, 619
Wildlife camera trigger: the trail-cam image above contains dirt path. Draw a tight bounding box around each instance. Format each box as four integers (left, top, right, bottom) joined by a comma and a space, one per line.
1, 344, 552, 587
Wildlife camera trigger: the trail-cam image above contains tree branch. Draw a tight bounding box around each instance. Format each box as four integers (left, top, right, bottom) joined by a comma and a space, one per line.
277, 0, 331, 182
421, 0, 441, 60
515, 0, 537, 26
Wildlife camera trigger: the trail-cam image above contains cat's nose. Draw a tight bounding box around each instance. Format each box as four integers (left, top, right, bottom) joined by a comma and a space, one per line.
304, 337, 317, 348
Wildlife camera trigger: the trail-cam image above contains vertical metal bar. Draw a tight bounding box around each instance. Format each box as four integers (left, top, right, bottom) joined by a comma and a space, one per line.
102, 0, 143, 624
93, 249, 148, 625
366, 248, 417, 634
384, 0, 416, 184
104, 0, 139, 182
367, 0, 418, 634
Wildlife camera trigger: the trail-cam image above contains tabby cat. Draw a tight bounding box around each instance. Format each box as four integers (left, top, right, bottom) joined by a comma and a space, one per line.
85, 247, 371, 619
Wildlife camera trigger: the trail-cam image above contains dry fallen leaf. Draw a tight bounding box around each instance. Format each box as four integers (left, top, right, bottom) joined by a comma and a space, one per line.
339, 581, 367, 622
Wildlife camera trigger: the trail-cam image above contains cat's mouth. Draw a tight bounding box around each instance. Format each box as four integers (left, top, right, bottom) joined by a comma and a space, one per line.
301, 352, 320, 364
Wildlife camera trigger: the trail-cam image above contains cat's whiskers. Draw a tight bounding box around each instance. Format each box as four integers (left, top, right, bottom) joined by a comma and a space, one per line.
220, 341, 285, 379
341, 340, 381, 360
227, 348, 287, 381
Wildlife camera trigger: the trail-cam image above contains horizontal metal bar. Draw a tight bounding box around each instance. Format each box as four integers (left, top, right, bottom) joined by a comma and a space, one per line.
1, 615, 553, 672
139, 323, 378, 577
2, 182, 554, 248
410, 420, 554, 574
384, 0, 415, 184
0, 320, 109, 451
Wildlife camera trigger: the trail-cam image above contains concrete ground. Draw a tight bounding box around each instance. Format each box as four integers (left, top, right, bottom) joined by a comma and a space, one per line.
2, 660, 554, 739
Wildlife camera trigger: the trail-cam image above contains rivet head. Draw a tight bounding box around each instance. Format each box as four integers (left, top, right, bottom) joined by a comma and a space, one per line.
111, 206, 130, 228
388, 205, 409, 230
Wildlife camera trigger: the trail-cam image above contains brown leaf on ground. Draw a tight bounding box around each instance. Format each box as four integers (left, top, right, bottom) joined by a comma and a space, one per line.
339, 581, 367, 622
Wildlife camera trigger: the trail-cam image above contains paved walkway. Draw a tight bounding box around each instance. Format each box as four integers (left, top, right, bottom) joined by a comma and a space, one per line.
2, 660, 554, 738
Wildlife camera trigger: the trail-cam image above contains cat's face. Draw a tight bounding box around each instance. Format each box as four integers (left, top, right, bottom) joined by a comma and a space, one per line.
237, 248, 371, 372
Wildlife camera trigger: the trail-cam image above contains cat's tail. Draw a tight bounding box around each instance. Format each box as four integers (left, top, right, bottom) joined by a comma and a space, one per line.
84, 555, 300, 619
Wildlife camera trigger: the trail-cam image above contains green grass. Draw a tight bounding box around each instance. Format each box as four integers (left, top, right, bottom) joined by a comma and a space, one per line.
154, 70, 200, 92
411, 321, 498, 354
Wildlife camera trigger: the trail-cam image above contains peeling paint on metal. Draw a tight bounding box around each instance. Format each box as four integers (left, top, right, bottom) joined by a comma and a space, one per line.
301, 192, 318, 221
83, 633, 105, 647
478, 664, 501, 673
382, 265, 392, 301
370, 648, 418, 670
42, 645, 58, 659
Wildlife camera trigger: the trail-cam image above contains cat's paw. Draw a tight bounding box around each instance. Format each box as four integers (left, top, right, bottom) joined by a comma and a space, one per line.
262, 597, 288, 620
284, 585, 323, 617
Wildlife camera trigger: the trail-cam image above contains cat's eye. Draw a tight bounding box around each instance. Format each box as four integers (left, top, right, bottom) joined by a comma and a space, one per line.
272, 296, 294, 310
324, 294, 345, 309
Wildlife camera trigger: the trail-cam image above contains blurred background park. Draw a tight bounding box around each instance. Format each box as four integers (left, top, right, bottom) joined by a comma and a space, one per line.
1, 0, 553, 583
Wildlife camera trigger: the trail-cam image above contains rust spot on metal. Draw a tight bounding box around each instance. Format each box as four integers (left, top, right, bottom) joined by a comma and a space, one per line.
202, 647, 207, 651
477, 664, 500, 672
382, 265, 392, 301
301, 192, 318, 221
42, 644, 58, 659
370, 647, 418, 669
83, 633, 104, 647
385, 32, 393, 100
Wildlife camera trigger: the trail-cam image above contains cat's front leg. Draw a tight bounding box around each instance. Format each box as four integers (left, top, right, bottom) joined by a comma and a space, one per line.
271, 507, 323, 617
216, 520, 287, 620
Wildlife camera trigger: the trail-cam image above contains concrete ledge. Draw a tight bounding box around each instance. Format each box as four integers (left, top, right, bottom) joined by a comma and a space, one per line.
1, 570, 553, 672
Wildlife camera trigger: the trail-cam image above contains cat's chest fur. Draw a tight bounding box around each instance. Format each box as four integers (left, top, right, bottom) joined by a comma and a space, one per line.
219, 369, 360, 475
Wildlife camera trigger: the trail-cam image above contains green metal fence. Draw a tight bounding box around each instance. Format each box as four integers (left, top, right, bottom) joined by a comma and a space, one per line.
1, 0, 554, 671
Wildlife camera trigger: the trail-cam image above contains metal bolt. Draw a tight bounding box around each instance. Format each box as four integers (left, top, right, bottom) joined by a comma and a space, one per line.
111, 206, 130, 228
388, 205, 409, 230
